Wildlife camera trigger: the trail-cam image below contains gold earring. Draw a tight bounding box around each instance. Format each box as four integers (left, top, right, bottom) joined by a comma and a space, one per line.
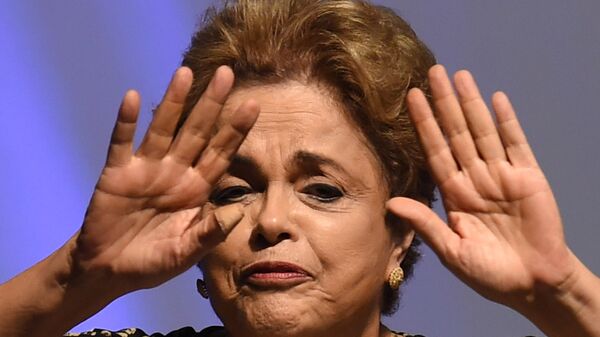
196, 279, 209, 299
388, 267, 404, 290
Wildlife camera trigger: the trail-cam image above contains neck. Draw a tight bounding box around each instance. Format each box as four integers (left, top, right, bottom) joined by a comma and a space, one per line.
224, 324, 392, 337
223, 305, 393, 337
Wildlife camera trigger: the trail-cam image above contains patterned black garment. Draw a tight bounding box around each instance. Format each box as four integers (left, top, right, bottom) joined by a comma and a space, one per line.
64, 326, 425, 337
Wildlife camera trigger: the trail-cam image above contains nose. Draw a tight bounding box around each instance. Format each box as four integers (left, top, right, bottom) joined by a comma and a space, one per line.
251, 184, 296, 248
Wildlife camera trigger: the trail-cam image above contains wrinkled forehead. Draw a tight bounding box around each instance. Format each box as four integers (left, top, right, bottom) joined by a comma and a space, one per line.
217, 82, 384, 180
220, 81, 343, 125
220, 82, 352, 141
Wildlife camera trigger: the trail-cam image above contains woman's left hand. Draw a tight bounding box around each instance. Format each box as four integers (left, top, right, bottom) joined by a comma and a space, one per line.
386, 64, 579, 309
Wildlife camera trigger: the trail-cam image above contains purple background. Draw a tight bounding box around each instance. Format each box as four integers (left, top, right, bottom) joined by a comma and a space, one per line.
1, 1, 599, 336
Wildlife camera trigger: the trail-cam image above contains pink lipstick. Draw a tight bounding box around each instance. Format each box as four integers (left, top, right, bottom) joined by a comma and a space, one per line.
241, 261, 312, 288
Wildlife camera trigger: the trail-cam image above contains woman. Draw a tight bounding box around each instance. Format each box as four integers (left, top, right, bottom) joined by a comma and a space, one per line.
1, 1, 599, 337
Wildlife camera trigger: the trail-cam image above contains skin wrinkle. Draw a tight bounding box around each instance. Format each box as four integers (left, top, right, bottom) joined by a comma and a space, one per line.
216, 152, 370, 210
198, 82, 409, 337
222, 81, 387, 188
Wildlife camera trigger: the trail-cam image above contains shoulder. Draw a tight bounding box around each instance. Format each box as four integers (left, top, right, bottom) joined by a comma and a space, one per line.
389, 329, 426, 337
389, 330, 537, 337
65, 327, 538, 337
64, 326, 224, 337
65, 326, 425, 337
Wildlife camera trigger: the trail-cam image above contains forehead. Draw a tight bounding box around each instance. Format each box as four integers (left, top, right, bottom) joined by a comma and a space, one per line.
222, 82, 344, 133
219, 82, 384, 181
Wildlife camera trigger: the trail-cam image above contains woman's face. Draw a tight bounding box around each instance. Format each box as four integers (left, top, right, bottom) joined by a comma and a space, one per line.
200, 82, 412, 337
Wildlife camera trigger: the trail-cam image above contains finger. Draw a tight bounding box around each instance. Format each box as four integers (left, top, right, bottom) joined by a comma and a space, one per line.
137, 67, 193, 159
386, 197, 460, 258
407, 88, 459, 184
170, 66, 235, 165
429, 65, 480, 167
492, 92, 539, 168
106, 90, 140, 167
181, 204, 245, 264
195, 99, 260, 184
214, 203, 245, 235
454, 70, 507, 162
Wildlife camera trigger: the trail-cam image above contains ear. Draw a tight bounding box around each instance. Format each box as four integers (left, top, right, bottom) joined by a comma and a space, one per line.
384, 210, 415, 276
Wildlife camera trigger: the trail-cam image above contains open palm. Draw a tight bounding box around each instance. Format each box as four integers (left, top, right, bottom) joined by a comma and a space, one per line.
73, 66, 258, 294
387, 65, 576, 308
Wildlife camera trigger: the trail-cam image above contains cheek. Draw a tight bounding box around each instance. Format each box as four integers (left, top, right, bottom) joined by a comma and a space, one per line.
294, 204, 391, 278
291, 204, 392, 312
199, 220, 253, 296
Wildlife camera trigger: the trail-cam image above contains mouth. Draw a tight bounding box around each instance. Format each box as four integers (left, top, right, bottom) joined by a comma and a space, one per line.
240, 261, 312, 289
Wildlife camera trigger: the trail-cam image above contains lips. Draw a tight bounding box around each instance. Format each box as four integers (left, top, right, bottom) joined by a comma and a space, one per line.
241, 261, 312, 288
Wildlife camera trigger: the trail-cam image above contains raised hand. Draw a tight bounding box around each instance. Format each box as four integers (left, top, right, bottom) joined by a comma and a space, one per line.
386, 65, 578, 309
73, 66, 259, 294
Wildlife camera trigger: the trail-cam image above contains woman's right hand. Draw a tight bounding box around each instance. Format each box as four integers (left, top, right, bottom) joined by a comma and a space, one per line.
72, 66, 259, 294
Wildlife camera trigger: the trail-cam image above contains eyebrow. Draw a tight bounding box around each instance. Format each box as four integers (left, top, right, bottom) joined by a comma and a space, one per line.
228, 151, 351, 180
228, 154, 267, 184
291, 151, 351, 178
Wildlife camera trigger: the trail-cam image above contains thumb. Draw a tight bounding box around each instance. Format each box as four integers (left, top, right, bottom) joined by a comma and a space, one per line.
386, 197, 458, 256
183, 204, 245, 262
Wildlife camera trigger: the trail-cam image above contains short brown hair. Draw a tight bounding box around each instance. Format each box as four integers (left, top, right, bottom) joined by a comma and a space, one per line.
181, 0, 436, 315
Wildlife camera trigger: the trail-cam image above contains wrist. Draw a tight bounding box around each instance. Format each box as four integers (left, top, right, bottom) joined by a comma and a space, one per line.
0, 233, 122, 337
516, 252, 600, 337
46, 233, 125, 333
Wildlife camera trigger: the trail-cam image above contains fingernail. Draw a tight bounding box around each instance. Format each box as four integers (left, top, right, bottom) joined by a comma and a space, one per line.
214, 204, 244, 235
211, 66, 226, 89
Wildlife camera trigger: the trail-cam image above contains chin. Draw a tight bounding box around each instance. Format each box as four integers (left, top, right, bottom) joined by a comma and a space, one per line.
221, 292, 330, 337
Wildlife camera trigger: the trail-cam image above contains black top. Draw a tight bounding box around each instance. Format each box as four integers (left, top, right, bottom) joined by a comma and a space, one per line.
63, 326, 425, 337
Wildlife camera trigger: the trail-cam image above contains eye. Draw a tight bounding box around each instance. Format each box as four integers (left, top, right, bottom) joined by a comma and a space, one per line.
302, 183, 343, 203
210, 186, 252, 205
